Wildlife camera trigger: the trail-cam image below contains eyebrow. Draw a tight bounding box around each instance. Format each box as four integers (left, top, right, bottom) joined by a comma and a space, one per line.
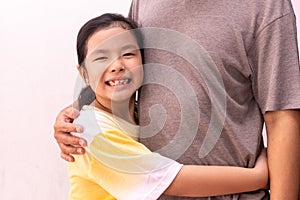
121, 44, 139, 51
90, 49, 109, 56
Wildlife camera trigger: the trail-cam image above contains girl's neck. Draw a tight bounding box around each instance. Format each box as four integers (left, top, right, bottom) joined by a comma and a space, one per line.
93, 96, 136, 124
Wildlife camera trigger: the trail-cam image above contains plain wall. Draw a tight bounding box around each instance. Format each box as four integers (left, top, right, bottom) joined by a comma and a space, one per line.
0, 1, 299, 199
0, 1, 132, 200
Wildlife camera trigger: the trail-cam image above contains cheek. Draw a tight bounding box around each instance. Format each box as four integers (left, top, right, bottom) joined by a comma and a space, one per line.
125, 57, 142, 69
134, 66, 144, 86
86, 66, 106, 90
129, 58, 143, 84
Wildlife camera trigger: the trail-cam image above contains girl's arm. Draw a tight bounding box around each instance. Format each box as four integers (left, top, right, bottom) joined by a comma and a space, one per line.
164, 149, 268, 197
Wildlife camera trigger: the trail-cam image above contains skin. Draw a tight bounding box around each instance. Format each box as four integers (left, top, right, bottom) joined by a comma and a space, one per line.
264, 110, 300, 199
53, 105, 86, 160
165, 151, 268, 196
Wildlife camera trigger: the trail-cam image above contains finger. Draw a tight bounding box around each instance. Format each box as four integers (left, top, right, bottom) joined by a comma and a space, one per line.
55, 106, 72, 121
54, 132, 87, 147
55, 106, 79, 122
60, 152, 75, 162
54, 121, 83, 133
65, 107, 80, 120
260, 148, 267, 158
263, 148, 267, 157
59, 142, 85, 155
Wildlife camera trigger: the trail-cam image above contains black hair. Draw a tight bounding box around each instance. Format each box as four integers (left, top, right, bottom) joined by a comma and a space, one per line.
76, 13, 143, 66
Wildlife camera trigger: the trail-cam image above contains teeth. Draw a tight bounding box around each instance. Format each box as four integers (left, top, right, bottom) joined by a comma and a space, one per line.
108, 81, 115, 86
107, 79, 129, 86
120, 79, 128, 84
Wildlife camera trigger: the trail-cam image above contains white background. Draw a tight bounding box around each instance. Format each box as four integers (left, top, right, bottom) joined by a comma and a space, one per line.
0, 1, 299, 199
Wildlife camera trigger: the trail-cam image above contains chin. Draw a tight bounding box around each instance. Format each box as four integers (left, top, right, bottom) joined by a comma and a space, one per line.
110, 93, 134, 103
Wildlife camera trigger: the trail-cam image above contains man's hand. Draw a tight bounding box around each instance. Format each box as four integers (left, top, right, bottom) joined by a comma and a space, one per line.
53, 106, 87, 162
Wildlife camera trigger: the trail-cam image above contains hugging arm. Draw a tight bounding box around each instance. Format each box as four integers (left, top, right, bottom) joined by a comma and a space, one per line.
73, 124, 268, 198
53, 105, 86, 162
56, 108, 268, 198
164, 149, 268, 197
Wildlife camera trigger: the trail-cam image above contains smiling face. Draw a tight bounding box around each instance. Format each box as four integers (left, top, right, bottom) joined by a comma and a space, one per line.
79, 27, 143, 110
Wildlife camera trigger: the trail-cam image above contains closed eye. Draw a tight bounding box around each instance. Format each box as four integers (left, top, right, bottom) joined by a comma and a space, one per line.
123, 53, 135, 57
94, 56, 108, 61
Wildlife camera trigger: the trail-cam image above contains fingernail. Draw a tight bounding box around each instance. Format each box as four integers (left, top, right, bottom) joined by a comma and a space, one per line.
79, 140, 86, 147
77, 148, 83, 154
75, 125, 83, 133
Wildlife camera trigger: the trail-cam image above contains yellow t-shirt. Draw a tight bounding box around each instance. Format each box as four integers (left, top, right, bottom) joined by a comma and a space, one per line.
68, 105, 182, 200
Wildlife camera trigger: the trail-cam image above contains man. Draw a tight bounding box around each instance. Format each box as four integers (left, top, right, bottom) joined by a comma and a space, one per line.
54, 0, 300, 199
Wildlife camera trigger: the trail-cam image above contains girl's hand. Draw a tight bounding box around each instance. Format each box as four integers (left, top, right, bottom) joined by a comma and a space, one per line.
253, 148, 269, 189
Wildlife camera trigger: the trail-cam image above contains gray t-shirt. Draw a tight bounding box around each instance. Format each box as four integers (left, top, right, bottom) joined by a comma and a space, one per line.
129, 0, 300, 199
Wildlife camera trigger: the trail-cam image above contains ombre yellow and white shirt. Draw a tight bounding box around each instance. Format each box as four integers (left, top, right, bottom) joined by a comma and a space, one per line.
68, 105, 182, 200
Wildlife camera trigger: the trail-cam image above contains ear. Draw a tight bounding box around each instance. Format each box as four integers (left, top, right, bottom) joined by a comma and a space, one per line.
77, 64, 89, 85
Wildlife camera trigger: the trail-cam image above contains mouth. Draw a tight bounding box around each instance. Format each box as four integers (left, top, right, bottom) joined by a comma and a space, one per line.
105, 78, 132, 86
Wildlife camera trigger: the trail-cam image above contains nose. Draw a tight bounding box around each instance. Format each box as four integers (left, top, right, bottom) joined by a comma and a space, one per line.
109, 58, 125, 73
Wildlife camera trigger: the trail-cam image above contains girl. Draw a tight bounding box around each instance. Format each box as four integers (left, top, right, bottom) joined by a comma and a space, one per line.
68, 13, 268, 200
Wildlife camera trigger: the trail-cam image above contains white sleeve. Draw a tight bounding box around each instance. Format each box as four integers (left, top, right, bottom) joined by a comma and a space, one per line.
72, 108, 183, 200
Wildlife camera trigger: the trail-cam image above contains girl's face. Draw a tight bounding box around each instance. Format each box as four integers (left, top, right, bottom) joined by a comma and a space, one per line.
80, 27, 143, 109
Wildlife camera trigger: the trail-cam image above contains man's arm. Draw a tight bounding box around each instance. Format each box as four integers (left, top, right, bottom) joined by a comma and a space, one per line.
264, 109, 300, 199
53, 105, 86, 162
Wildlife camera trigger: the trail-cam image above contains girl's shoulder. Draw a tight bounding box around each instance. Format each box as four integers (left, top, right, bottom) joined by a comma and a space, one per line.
77, 105, 139, 142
